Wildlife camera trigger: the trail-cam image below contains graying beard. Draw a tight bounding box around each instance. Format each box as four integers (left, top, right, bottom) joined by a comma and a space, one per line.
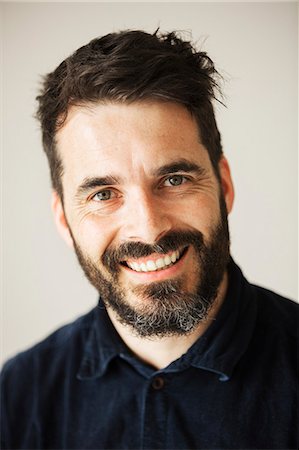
113, 279, 213, 338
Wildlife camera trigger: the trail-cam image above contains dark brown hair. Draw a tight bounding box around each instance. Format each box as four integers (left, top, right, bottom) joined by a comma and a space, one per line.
36, 30, 223, 198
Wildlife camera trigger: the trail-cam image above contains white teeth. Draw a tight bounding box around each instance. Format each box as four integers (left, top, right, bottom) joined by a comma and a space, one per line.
170, 252, 177, 263
126, 249, 182, 273
156, 258, 164, 269
146, 260, 157, 272
164, 255, 171, 265
131, 262, 141, 272
140, 263, 148, 272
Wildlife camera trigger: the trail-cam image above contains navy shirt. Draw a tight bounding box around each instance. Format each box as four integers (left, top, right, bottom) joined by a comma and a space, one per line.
1, 261, 298, 449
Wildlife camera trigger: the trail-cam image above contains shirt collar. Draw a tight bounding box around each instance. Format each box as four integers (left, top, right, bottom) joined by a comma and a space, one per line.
170, 260, 258, 381
77, 302, 128, 380
77, 259, 257, 382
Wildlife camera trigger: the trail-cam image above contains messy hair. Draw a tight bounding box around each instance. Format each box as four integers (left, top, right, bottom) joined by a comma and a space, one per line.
36, 29, 223, 198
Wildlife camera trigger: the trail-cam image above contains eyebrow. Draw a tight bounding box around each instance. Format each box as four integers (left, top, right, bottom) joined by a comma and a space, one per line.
76, 175, 121, 196
76, 159, 207, 197
154, 159, 207, 177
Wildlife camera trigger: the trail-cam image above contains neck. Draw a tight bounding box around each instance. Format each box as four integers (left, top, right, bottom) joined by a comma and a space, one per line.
106, 271, 228, 370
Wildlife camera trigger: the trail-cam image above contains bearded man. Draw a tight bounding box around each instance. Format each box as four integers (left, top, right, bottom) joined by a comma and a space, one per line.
1, 30, 298, 450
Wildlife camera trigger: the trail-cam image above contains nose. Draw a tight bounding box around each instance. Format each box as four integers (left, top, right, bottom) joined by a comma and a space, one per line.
121, 189, 173, 244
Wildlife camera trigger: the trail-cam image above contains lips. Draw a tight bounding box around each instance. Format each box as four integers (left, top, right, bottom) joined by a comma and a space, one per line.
123, 247, 186, 273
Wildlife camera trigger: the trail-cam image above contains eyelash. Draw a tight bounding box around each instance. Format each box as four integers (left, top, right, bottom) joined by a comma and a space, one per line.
163, 174, 188, 187
91, 189, 116, 202
90, 174, 190, 202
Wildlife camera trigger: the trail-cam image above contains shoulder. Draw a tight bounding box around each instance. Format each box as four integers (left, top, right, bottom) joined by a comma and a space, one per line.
245, 282, 298, 371
230, 260, 298, 340
1, 307, 96, 383
250, 283, 298, 337
0, 307, 100, 448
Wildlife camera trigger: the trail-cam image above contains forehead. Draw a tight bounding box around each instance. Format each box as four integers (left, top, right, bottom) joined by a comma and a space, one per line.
55, 101, 210, 182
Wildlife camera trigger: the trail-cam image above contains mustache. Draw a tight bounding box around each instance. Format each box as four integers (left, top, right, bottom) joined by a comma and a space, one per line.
102, 230, 204, 273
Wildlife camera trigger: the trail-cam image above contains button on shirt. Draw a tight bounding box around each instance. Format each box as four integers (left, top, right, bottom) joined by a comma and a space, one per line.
1, 260, 298, 449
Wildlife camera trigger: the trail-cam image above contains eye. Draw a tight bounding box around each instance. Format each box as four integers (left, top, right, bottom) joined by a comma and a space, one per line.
164, 175, 186, 187
92, 189, 114, 201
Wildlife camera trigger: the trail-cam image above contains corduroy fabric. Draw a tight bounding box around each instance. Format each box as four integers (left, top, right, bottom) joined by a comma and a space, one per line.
1, 260, 298, 449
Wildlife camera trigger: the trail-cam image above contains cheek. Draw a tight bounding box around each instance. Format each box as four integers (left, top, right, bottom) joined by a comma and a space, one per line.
179, 197, 218, 234
72, 214, 116, 260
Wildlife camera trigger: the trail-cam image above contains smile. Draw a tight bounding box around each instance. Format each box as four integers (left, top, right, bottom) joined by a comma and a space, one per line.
123, 247, 187, 273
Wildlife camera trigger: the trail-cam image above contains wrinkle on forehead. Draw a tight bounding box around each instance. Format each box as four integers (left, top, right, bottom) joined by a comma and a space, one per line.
55, 101, 210, 190
57, 100, 201, 147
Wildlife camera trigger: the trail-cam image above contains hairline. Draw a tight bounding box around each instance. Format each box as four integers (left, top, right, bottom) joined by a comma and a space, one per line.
53, 98, 221, 202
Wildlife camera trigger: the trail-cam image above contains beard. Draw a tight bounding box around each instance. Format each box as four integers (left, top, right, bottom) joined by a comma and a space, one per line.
71, 195, 230, 338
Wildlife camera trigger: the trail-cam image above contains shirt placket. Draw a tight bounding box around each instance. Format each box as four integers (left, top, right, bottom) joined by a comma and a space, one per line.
141, 374, 168, 450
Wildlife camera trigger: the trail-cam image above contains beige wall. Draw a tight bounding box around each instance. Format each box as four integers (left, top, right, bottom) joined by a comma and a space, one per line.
1, 2, 298, 365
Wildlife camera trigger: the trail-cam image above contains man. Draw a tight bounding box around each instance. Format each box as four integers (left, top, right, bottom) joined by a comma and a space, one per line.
1, 30, 298, 450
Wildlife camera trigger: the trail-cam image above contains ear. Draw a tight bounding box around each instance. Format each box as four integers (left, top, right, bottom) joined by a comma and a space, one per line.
218, 156, 234, 214
51, 191, 74, 248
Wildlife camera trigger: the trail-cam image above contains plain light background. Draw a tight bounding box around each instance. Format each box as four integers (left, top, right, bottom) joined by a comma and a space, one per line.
1, 2, 298, 365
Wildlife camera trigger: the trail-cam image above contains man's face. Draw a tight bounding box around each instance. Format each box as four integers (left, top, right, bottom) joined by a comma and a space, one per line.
54, 101, 234, 337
